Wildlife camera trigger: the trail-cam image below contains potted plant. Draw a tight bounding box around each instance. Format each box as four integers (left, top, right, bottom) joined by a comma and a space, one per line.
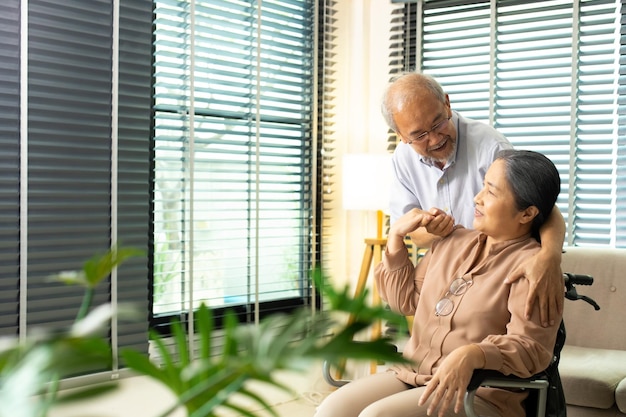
0, 248, 407, 417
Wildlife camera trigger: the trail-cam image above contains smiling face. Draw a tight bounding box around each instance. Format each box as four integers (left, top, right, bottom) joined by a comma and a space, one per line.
392, 90, 457, 166
473, 159, 538, 243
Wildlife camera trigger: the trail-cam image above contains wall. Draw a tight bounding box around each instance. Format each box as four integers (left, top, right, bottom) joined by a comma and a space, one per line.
327, 0, 394, 293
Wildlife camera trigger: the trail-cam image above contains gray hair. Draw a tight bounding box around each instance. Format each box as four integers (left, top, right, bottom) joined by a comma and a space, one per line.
497, 149, 561, 242
381, 72, 447, 132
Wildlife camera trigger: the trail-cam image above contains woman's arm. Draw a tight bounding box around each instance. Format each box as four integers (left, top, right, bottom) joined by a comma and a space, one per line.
374, 209, 435, 316
477, 276, 561, 377
374, 245, 429, 317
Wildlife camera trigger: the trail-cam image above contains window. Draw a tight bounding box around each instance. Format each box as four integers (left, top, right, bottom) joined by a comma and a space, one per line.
0, 0, 153, 377
1, 0, 332, 382
390, 0, 625, 247
151, 0, 324, 329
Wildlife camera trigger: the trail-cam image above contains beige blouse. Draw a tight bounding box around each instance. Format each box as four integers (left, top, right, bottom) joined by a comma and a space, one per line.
374, 227, 562, 417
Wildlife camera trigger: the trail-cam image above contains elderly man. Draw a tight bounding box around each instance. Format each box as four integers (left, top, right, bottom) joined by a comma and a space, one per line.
381, 72, 565, 326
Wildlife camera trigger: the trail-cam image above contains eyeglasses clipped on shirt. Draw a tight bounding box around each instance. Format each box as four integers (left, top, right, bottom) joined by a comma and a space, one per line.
406, 115, 452, 145
435, 276, 473, 316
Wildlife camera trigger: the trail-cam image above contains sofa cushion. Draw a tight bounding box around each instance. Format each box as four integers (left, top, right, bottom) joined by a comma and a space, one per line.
560, 345, 626, 409
560, 247, 626, 351
617, 378, 626, 413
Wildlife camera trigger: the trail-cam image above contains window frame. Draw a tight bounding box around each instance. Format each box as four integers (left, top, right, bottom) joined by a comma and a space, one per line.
149, 0, 328, 334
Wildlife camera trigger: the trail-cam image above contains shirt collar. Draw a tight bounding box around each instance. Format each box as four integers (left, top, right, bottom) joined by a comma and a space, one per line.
474, 232, 535, 255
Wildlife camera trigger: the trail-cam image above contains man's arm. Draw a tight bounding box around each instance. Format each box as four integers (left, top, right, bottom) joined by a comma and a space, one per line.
506, 206, 565, 327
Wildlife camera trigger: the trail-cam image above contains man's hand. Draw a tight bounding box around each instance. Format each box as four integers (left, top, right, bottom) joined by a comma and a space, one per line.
506, 250, 564, 327
389, 208, 436, 239
418, 345, 485, 417
405, 208, 455, 249
423, 208, 455, 239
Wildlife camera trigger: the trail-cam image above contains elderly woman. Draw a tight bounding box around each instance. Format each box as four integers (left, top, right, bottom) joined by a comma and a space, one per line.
315, 150, 563, 417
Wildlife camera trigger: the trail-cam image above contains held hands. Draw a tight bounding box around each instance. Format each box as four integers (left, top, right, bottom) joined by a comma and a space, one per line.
390, 208, 454, 240
418, 345, 486, 417
423, 208, 455, 238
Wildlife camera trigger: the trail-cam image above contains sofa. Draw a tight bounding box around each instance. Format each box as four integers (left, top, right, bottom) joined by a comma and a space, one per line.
559, 246, 626, 417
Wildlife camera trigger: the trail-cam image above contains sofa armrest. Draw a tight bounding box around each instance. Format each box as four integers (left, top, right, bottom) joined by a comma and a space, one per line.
616, 378, 626, 413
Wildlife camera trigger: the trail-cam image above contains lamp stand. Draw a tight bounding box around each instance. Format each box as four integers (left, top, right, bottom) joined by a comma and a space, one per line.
336, 211, 387, 378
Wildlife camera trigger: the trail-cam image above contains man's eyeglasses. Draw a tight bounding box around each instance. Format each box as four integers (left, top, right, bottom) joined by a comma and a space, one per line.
435, 276, 473, 316
407, 115, 452, 145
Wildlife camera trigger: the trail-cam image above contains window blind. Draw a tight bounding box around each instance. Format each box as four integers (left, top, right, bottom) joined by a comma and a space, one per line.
422, 1, 492, 121
116, 0, 154, 354
391, 0, 623, 247
27, 0, 114, 338
0, 0, 153, 374
568, 0, 617, 245
151, 0, 318, 330
389, 1, 418, 77
387, 2, 419, 154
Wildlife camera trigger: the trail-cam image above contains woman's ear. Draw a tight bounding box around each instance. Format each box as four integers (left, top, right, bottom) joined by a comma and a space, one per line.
520, 205, 539, 225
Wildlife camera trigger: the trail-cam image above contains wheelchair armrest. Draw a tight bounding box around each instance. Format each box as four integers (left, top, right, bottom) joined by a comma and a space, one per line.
467, 369, 538, 390
465, 370, 550, 417
322, 341, 399, 388
322, 359, 350, 387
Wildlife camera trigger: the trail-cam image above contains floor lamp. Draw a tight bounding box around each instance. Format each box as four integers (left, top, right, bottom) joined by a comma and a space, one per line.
341, 153, 392, 375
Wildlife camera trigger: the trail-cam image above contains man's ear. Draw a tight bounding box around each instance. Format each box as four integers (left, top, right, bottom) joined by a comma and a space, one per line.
520, 206, 539, 225
396, 131, 409, 144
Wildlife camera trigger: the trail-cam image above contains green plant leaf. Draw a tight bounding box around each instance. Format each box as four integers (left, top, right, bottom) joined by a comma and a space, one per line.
196, 304, 213, 363
50, 270, 88, 287
186, 373, 247, 417
48, 336, 113, 376
172, 318, 190, 368
0, 345, 55, 417
81, 246, 145, 288
121, 349, 166, 384
221, 310, 240, 359
2, 247, 414, 417
149, 329, 184, 392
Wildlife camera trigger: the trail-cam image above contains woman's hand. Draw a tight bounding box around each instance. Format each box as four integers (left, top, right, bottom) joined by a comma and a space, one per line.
418, 345, 485, 417
388, 208, 454, 253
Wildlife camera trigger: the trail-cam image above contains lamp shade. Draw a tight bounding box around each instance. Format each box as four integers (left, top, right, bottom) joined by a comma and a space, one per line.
342, 153, 392, 212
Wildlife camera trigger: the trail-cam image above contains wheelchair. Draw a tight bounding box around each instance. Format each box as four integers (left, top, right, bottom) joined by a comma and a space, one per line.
322, 273, 600, 417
